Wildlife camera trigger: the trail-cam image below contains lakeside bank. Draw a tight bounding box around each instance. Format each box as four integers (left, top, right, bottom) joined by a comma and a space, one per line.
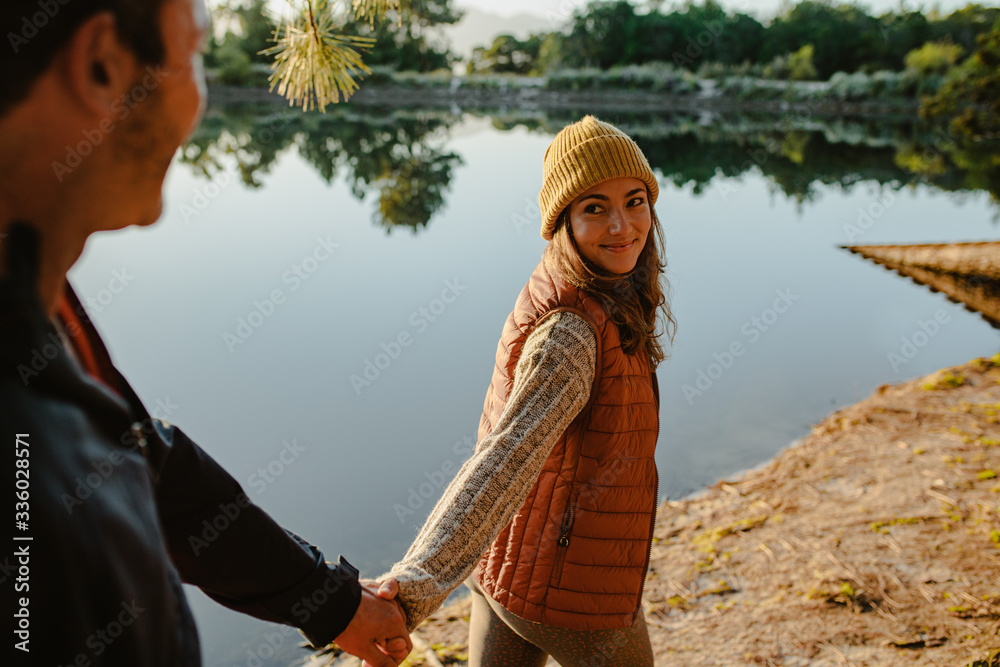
207, 75, 923, 119
319, 355, 1000, 667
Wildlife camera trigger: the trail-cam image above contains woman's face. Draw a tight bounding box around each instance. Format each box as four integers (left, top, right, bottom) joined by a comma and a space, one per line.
567, 177, 651, 275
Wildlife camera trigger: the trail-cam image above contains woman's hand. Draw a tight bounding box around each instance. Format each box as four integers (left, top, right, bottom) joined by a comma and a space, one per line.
357, 578, 410, 665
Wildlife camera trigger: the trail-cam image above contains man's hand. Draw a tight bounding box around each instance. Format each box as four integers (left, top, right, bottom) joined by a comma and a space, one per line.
335, 579, 412, 667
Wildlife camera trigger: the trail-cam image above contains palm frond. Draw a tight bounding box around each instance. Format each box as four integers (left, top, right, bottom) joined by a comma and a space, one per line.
263, 0, 376, 112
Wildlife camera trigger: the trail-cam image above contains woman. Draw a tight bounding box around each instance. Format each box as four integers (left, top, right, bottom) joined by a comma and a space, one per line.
379, 115, 675, 666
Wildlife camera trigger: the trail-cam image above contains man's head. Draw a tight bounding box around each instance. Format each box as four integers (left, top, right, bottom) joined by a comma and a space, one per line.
2, 1, 168, 116
0, 0, 208, 236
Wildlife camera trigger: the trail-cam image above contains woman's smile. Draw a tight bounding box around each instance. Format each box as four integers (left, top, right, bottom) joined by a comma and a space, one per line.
601, 239, 636, 253
568, 177, 651, 274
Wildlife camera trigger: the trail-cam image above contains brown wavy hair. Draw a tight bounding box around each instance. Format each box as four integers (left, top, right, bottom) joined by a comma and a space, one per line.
543, 203, 676, 370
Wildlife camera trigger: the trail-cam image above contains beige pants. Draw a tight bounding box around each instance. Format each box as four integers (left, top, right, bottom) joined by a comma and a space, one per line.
465, 578, 655, 667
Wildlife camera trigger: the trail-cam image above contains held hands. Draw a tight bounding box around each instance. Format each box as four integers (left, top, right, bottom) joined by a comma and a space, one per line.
334, 578, 412, 667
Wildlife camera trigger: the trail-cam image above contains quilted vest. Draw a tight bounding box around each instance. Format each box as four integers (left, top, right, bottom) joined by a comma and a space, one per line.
473, 257, 660, 630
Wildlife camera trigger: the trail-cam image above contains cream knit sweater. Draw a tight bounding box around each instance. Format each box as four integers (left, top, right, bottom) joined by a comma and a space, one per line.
382, 312, 598, 631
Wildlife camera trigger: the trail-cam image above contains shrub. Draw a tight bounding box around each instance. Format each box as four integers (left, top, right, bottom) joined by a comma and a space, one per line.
905, 41, 965, 76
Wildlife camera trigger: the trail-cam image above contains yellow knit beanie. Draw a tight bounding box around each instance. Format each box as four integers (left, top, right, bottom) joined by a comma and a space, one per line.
538, 115, 659, 241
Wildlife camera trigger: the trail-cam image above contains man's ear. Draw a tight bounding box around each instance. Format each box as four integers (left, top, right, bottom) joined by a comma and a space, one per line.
58, 12, 140, 118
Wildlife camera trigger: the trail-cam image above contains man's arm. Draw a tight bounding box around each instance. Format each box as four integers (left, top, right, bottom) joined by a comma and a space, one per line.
138, 415, 362, 646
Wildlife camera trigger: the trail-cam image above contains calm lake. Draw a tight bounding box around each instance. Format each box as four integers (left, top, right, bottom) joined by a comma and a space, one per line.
70, 103, 999, 666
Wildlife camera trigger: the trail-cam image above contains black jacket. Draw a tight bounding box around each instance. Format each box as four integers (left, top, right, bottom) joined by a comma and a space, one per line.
1, 224, 361, 666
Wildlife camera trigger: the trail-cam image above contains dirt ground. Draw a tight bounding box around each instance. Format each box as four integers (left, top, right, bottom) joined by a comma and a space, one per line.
326, 356, 1000, 667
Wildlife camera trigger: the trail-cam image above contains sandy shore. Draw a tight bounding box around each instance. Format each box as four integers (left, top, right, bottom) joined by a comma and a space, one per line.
323, 355, 1000, 667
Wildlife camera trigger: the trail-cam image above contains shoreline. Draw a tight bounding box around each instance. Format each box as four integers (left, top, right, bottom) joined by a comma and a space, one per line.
322, 355, 1000, 666
207, 84, 921, 120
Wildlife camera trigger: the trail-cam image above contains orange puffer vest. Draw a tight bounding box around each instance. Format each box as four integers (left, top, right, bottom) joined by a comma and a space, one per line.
473, 258, 660, 630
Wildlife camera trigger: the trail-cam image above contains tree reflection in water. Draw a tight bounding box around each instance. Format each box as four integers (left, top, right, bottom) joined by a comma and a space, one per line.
180, 104, 999, 234
180, 105, 463, 233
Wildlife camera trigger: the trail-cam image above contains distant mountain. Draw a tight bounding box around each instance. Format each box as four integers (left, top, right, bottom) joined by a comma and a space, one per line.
443, 8, 557, 61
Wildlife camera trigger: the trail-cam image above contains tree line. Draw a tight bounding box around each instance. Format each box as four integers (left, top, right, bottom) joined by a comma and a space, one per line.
468, 1, 999, 81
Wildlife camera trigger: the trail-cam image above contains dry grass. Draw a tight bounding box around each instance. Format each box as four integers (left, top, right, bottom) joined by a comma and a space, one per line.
335, 356, 1000, 666
643, 356, 1000, 666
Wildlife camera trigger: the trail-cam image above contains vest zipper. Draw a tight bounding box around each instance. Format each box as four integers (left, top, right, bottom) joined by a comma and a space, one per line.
635, 375, 661, 622
552, 501, 576, 583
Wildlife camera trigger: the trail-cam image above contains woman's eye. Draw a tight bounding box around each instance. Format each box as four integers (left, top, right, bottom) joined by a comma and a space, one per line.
628, 197, 646, 207
584, 204, 603, 214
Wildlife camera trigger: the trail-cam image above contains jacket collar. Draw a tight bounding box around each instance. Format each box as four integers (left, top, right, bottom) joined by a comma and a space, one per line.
0, 222, 133, 425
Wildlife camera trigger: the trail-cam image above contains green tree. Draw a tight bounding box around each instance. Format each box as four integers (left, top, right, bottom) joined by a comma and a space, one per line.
765, 43, 818, 80
904, 40, 964, 75
761, 1, 887, 78
467, 34, 543, 75
875, 9, 932, 70
788, 43, 818, 80
561, 1, 639, 69
928, 3, 1000, 54
204, 0, 278, 85
226, 0, 278, 64
922, 17, 1000, 140
182, 108, 463, 231
339, 0, 463, 72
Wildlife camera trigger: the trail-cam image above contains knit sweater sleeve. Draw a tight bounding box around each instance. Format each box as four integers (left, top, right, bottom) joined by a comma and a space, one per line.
381, 311, 598, 632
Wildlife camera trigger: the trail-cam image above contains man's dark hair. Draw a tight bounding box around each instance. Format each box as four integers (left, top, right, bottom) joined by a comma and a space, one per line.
1, 0, 169, 116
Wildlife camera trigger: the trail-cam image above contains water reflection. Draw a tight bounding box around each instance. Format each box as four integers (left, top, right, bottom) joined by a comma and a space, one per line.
493, 112, 1000, 206
182, 103, 1000, 235
180, 106, 463, 233
844, 242, 1000, 329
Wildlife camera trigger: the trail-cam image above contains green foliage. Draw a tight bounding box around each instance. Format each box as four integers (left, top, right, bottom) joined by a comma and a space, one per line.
761, 1, 884, 78
205, 0, 279, 85
213, 42, 255, 86
788, 44, 818, 80
182, 105, 461, 232
544, 62, 698, 94
338, 0, 463, 72
905, 41, 965, 75
183, 105, 1000, 234
765, 43, 818, 80
484, 0, 1000, 80
922, 16, 1000, 140
467, 34, 543, 75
